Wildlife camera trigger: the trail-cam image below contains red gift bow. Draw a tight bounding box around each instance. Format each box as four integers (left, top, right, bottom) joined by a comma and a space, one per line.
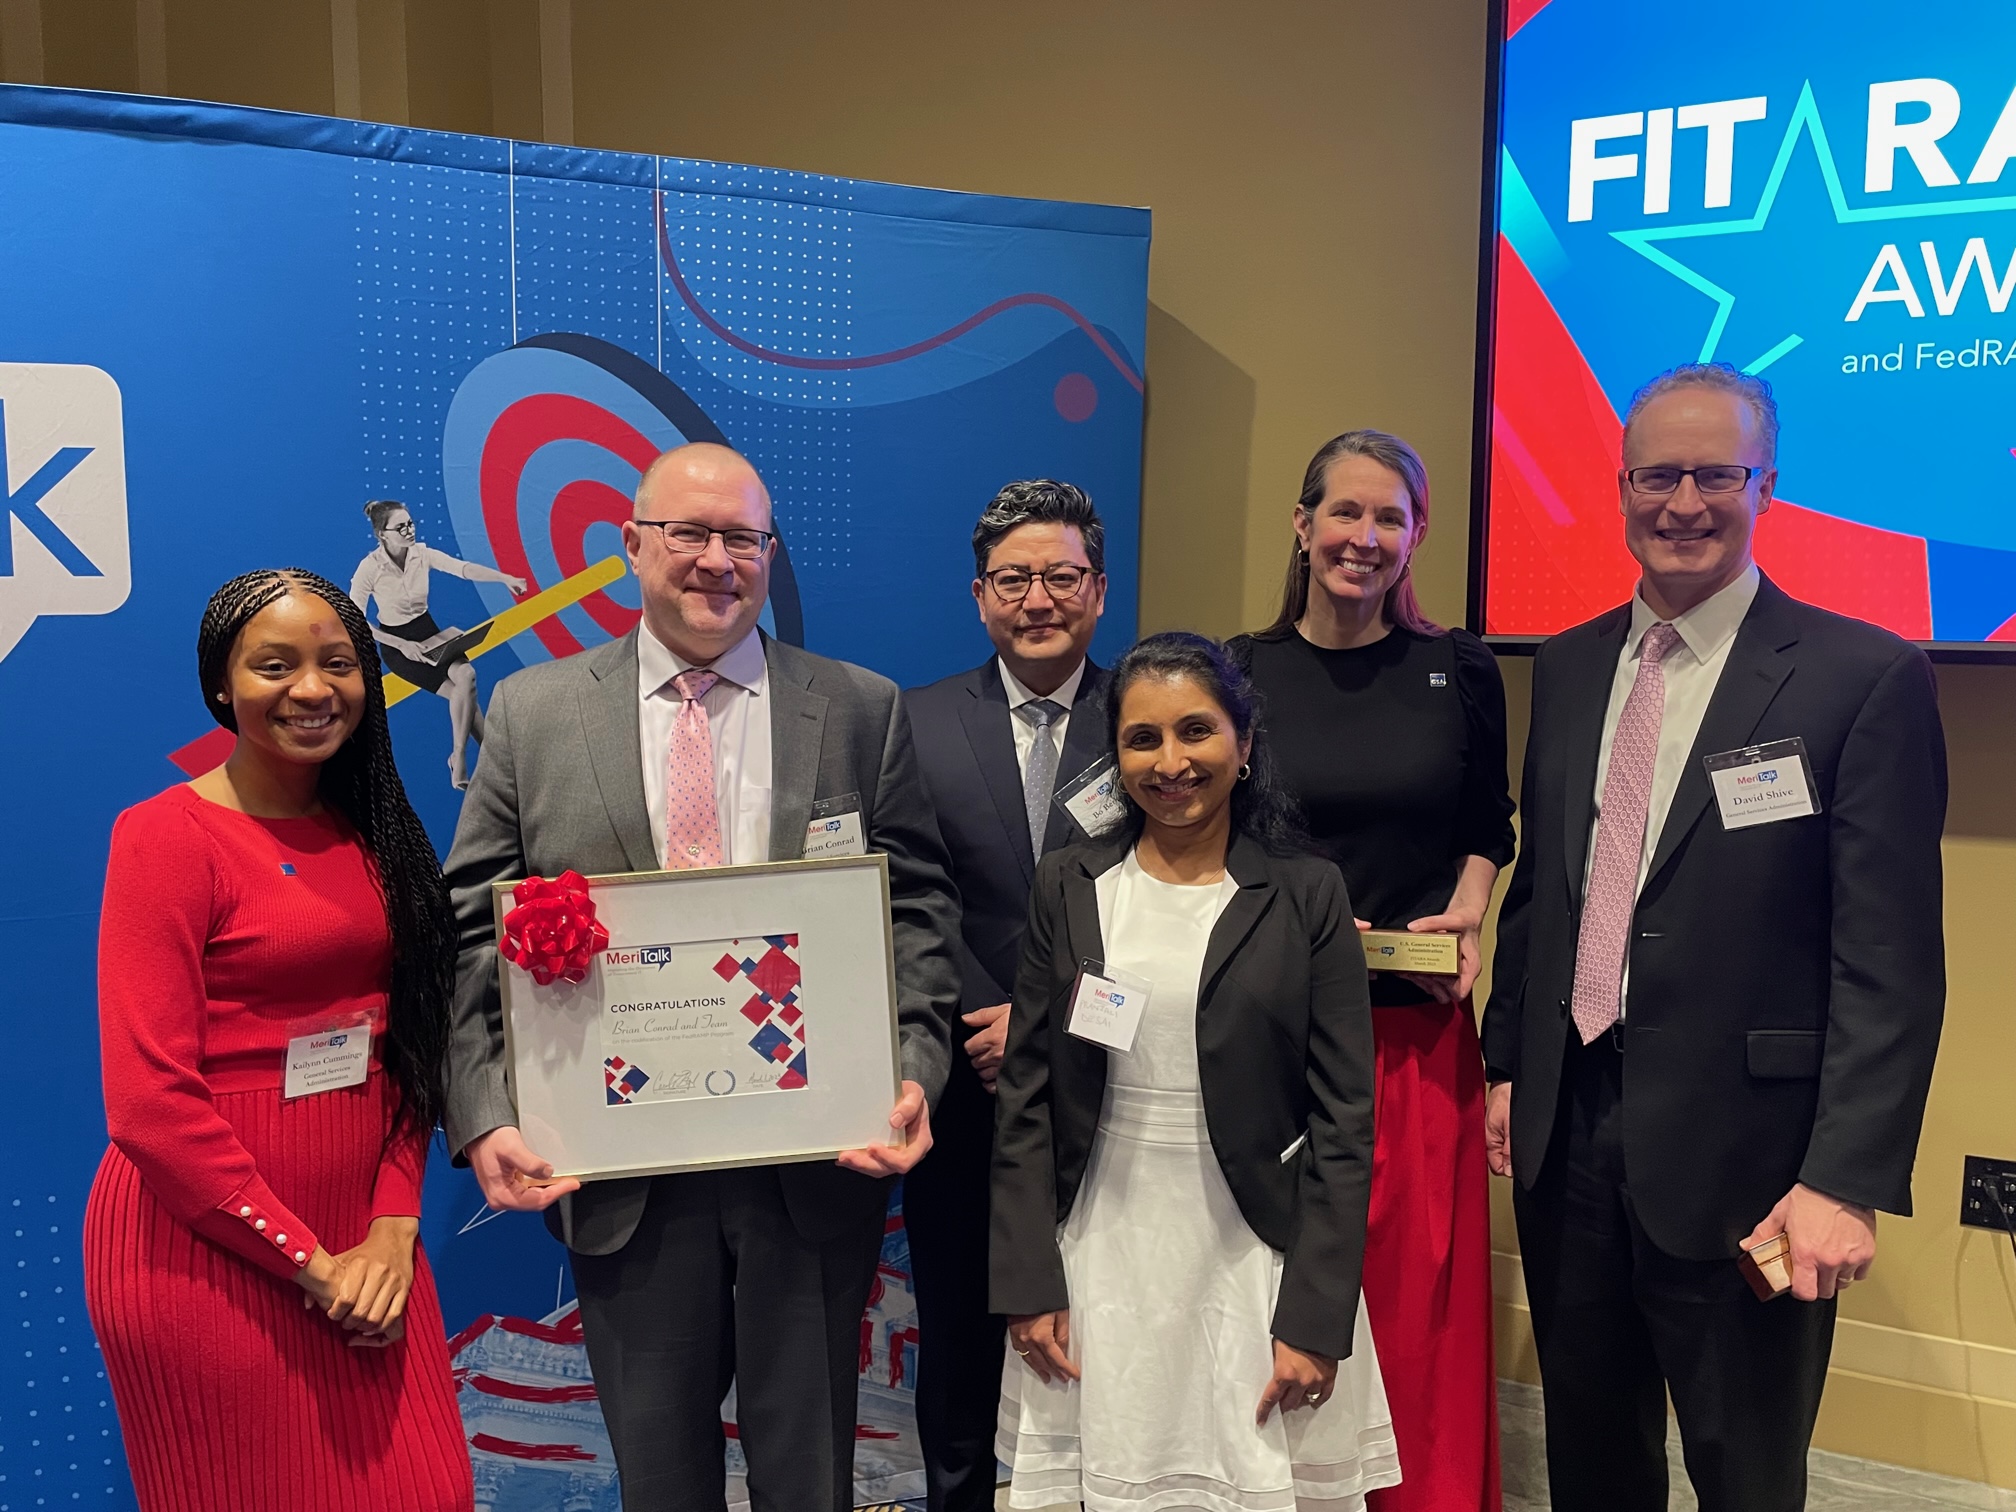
498, 871, 609, 986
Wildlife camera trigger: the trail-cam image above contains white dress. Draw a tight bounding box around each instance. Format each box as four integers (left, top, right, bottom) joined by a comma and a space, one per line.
997, 850, 1401, 1512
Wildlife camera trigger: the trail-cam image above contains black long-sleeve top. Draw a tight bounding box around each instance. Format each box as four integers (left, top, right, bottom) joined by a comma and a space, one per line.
1231, 626, 1516, 1005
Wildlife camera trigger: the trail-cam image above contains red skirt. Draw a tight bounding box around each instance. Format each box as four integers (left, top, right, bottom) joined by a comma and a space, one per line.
1363, 1001, 1502, 1512
83, 1083, 474, 1512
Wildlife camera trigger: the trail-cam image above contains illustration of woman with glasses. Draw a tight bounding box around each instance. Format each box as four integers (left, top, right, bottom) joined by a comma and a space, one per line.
349, 500, 526, 790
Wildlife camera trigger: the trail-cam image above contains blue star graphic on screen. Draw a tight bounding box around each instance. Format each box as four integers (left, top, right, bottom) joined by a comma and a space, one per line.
1611, 83, 2016, 374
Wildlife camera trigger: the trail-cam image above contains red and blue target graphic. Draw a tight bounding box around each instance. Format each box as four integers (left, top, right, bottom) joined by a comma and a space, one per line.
442, 332, 804, 660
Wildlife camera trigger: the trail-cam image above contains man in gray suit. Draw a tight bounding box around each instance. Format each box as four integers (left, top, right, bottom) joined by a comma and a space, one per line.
443, 442, 962, 1512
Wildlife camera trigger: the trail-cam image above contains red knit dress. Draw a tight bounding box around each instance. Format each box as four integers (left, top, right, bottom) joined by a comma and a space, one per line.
83, 785, 474, 1512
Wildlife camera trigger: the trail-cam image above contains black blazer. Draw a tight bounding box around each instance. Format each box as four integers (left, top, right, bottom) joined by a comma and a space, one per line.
989, 830, 1377, 1360
904, 658, 1111, 1013
1482, 576, 1947, 1260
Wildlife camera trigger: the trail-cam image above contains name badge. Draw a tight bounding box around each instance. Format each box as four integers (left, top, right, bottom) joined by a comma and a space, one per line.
283, 1020, 371, 1099
803, 792, 867, 858
1704, 738, 1821, 830
1054, 758, 1127, 839
1065, 960, 1151, 1054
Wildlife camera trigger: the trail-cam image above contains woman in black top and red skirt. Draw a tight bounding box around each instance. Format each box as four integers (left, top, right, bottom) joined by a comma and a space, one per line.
1231, 430, 1515, 1512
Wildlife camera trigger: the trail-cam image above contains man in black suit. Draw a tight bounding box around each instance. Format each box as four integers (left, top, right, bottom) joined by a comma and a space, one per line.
903, 479, 1111, 1512
1482, 364, 1946, 1512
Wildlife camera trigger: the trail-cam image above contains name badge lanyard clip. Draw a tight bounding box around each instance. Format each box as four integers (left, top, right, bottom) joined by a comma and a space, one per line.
804, 791, 868, 858
1702, 736, 1821, 831
1053, 758, 1128, 839
283, 1007, 376, 1100
1065, 958, 1153, 1055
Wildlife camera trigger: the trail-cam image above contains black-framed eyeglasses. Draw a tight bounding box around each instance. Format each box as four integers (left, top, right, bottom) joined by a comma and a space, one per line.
381, 520, 417, 537
634, 519, 776, 559
982, 564, 1094, 602
1625, 465, 1763, 496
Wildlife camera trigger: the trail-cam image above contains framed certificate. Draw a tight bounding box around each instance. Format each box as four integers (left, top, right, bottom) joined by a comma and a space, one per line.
494, 854, 902, 1182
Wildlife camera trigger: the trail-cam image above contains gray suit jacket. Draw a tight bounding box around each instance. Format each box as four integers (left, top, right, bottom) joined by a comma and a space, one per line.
443, 629, 963, 1254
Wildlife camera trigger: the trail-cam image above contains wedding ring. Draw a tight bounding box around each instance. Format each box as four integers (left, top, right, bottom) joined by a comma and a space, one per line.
1015, 1348, 1031, 1357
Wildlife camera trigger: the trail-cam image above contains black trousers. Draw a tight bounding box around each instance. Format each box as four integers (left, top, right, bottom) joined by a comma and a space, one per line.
901, 1055, 1006, 1512
571, 1166, 885, 1512
1513, 1032, 1836, 1512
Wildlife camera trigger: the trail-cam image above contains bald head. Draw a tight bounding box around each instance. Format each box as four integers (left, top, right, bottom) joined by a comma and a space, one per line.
635, 442, 773, 528
623, 441, 777, 664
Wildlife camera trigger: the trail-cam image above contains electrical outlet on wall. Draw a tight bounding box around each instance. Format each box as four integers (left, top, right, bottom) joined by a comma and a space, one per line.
1959, 1156, 2016, 1233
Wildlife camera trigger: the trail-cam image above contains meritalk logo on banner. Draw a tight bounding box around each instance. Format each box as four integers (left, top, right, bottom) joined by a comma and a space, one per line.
0, 362, 129, 663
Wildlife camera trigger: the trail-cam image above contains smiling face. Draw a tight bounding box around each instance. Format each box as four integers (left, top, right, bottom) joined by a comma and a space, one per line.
216, 589, 368, 767
1115, 672, 1251, 838
1619, 386, 1775, 616
622, 444, 774, 664
973, 521, 1107, 691
1295, 454, 1419, 618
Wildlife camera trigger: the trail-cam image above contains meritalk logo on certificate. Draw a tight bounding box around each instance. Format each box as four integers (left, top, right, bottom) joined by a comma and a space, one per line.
598, 933, 808, 1105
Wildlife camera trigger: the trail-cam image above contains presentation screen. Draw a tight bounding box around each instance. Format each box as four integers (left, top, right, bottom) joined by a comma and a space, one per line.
1475, 0, 2016, 650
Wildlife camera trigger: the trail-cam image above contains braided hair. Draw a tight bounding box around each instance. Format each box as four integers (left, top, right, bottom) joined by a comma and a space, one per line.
197, 568, 452, 1139
1103, 631, 1310, 856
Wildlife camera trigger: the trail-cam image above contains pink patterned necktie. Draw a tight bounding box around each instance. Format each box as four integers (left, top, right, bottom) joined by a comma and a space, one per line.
1571, 622, 1682, 1044
664, 668, 723, 869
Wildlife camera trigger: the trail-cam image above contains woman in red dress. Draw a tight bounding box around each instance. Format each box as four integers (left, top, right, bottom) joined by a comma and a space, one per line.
84, 568, 474, 1512
1231, 432, 1514, 1511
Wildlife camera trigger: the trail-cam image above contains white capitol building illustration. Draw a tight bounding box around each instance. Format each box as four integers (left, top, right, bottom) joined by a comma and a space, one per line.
451, 1212, 927, 1510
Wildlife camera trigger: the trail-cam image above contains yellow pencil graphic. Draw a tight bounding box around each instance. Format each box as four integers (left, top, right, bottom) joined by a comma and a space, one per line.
168, 555, 631, 774
382, 555, 629, 707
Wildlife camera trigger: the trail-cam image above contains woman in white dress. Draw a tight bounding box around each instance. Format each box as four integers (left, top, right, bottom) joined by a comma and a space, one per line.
992, 631, 1401, 1511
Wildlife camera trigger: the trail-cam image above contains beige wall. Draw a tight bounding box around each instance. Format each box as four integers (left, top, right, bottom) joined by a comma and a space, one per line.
6, 0, 2014, 1487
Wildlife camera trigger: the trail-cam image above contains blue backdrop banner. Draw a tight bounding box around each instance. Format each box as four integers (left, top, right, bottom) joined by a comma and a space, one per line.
0, 83, 1148, 1511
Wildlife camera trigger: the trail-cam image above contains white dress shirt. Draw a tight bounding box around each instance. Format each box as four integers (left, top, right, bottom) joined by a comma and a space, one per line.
1585, 566, 1759, 1007
349, 542, 481, 626
638, 623, 773, 868
999, 657, 1089, 783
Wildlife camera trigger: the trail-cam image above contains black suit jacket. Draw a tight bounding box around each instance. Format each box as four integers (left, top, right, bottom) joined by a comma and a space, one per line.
990, 830, 1377, 1360
903, 657, 1111, 1014
1482, 576, 1947, 1260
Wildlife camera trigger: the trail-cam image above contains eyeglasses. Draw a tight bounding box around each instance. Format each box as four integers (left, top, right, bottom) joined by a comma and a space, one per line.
634, 519, 776, 559
982, 565, 1094, 603
382, 520, 417, 537
1625, 465, 1763, 496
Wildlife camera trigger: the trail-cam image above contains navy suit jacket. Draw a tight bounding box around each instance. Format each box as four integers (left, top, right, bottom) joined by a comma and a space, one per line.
1482, 575, 1947, 1259
903, 657, 1110, 1015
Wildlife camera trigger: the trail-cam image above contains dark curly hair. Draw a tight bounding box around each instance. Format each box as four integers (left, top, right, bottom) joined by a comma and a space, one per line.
1104, 631, 1308, 855
971, 479, 1105, 577
197, 568, 452, 1140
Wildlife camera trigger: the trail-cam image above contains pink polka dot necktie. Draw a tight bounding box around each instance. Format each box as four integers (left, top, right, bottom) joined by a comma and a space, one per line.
1571, 622, 1682, 1045
664, 668, 723, 870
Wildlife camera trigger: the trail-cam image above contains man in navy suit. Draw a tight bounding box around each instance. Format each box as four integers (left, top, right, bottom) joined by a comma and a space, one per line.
903, 480, 1112, 1512
1483, 365, 1946, 1511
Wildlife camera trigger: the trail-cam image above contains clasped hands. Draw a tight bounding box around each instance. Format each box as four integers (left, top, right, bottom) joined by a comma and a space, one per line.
465, 1080, 936, 1214
294, 1216, 418, 1348
1009, 1310, 1336, 1424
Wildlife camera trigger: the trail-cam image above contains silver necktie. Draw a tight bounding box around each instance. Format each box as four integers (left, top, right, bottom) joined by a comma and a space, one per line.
1020, 698, 1065, 861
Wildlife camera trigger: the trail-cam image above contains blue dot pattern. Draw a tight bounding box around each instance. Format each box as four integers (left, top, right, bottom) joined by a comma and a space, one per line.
0, 1194, 125, 1510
